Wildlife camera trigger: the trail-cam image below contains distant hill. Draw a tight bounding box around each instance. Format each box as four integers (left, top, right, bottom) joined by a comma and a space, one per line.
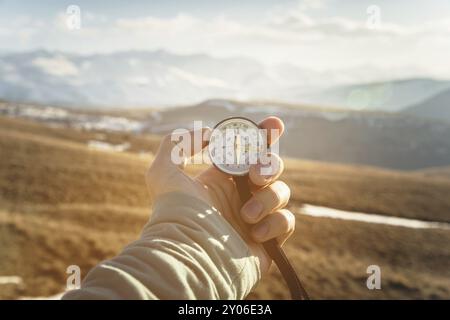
3, 99, 450, 170
402, 88, 450, 122
143, 99, 450, 170
301, 78, 450, 112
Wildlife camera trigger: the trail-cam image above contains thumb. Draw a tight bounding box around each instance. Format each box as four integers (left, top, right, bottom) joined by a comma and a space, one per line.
155, 127, 211, 170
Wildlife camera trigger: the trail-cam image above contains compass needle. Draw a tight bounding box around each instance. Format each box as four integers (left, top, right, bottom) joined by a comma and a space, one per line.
235, 132, 241, 165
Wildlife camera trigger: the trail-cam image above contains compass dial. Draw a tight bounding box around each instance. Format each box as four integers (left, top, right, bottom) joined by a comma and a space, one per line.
208, 117, 266, 176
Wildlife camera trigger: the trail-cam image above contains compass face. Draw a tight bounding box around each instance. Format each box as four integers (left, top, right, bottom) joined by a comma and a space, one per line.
208, 117, 266, 176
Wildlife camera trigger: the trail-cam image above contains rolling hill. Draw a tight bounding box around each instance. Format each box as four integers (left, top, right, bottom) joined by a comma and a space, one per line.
142, 100, 450, 170
3, 99, 450, 170
301, 78, 450, 112
403, 88, 450, 122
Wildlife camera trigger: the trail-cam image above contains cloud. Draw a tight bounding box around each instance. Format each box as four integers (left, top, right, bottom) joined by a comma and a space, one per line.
2, 4, 450, 80
32, 56, 79, 76
267, 8, 408, 37
299, 0, 326, 11
115, 13, 250, 39
116, 14, 197, 32
167, 67, 230, 88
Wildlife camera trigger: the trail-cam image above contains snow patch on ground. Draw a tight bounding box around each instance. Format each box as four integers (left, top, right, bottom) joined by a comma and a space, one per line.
0, 103, 145, 133
300, 204, 450, 230
87, 140, 130, 152
0, 276, 23, 285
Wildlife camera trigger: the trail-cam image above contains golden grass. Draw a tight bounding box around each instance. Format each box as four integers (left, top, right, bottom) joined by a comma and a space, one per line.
284, 158, 450, 223
0, 116, 449, 299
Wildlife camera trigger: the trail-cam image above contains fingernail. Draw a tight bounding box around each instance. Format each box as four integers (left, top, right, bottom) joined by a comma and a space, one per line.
257, 162, 277, 178
256, 164, 272, 181
242, 200, 263, 220
254, 222, 269, 240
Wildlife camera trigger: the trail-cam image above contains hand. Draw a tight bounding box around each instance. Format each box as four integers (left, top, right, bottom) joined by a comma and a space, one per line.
146, 117, 294, 274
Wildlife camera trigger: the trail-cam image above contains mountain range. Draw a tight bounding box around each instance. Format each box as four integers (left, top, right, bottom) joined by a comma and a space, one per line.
0, 50, 309, 108
1, 50, 449, 120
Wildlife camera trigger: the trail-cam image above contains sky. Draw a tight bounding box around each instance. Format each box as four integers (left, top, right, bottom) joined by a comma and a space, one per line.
1, 0, 450, 79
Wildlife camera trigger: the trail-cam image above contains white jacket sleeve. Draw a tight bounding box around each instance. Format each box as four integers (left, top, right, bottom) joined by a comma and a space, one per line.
62, 192, 261, 300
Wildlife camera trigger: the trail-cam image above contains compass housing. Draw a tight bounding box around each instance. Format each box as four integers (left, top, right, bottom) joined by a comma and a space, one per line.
208, 117, 266, 176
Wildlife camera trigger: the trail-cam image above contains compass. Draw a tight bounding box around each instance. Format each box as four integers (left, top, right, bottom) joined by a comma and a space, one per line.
208, 117, 266, 176
208, 117, 309, 300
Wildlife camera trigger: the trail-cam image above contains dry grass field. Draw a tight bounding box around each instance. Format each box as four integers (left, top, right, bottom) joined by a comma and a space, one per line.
0, 116, 449, 299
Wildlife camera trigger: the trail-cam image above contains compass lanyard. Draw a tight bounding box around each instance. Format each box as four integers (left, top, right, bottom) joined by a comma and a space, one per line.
234, 175, 310, 300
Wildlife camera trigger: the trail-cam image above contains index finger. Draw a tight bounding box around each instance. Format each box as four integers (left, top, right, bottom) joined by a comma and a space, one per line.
258, 116, 285, 146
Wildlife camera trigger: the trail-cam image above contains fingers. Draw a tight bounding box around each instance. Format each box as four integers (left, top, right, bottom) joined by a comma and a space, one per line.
241, 180, 290, 223
258, 116, 285, 146
252, 117, 284, 186
243, 117, 292, 245
251, 209, 295, 245
249, 153, 284, 187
